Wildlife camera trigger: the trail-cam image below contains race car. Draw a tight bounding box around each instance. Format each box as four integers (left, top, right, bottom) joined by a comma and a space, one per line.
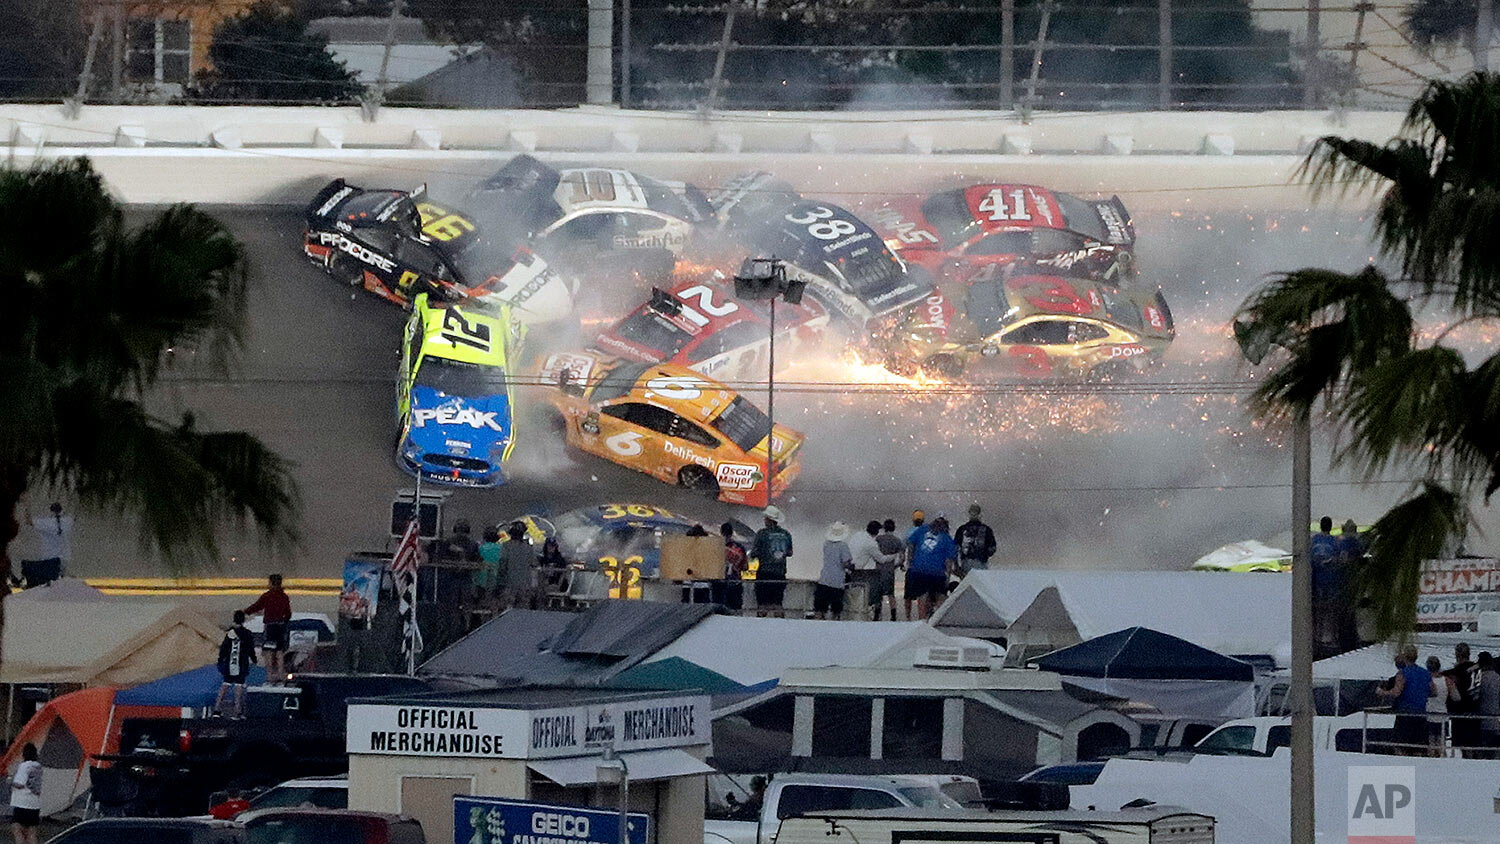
592, 278, 828, 383
710, 171, 933, 331
881, 269, 1173, 379
540, 351, 804, 506
868, 184, 1136, 284
463, 155, 715, 281
396, 293, 519, 487
501, 504, 757, 599
303, 179, 576, 322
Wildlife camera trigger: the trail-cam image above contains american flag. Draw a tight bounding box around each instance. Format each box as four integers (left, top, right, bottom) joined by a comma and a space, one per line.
391, 518, 421, 579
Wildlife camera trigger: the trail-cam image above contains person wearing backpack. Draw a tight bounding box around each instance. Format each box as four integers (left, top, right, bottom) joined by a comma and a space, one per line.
214, 610, 257, 718
954, 504, 997, 576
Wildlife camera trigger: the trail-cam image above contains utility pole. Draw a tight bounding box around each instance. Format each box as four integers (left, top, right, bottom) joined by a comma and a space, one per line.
110, 1, 124, 104
1304, 0, 1322, 106
705, 2, 739, 111
375, 0, 406, 97
1477, 0, 1493, 71
1290, 411, 1315, 844
621, 0, 633, 107
1000, 0, 1015, 107
586, 0, 615, 104
1158, 0, 1173, 109
1023, 0, 1054, 117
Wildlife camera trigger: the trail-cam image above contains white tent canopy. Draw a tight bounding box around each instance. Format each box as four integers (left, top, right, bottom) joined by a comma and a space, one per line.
637, 617, 995, 687
0, 599, 221, 686
927, 570, 1070, 637
1308, 632, 1500, 681
948, 571, 1292, 668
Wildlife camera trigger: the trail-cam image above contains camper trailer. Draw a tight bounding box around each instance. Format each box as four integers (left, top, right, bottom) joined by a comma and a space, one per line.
774, 807, 1214, 844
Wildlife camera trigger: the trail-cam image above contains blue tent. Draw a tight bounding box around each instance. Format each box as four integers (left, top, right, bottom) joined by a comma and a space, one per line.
1033, 627, 1254, 681
115, 664, 268, 708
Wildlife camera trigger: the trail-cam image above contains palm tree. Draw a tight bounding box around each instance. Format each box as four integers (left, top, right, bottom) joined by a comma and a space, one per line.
1233, 72, 1500, 636
0, 158, 300, 602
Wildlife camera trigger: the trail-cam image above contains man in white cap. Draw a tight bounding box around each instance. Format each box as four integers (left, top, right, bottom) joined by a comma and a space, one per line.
816, 522, 853, 619
751, 506, 793, 617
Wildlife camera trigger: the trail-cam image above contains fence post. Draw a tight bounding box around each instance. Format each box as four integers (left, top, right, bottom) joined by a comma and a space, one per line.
1304, 0, 1322, 106
1158, 0, 1172, 108
705, 1, 739, 111
1346, 1, 1372, 106
1001, 0, 1015, 106
110, 0, 123, 104
1477, 0, 1493, 71
621, 0, 633, 107
374, 0, 406, 104
587, 0, 615, 104
1024, 0, 1055, 117
73, 9, 105, 106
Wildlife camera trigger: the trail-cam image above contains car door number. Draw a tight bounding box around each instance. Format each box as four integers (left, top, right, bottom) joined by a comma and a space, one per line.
644, 375, 707, 399
785, 206, 858, 241
605, 431, 644, 456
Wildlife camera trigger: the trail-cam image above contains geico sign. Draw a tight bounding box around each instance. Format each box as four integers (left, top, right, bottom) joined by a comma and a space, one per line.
532, 813, 591, 838
318, 231, 396, 272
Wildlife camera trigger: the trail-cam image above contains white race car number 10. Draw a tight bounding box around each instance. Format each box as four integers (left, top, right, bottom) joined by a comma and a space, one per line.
645, 375, 707, 399
605, 431, 644, 456
785, 206, 858, 241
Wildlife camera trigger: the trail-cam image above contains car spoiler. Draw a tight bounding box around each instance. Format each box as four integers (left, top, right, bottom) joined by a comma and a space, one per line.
1093, 195, 1135, 246
474, 154, 561, 198
707, 170, 800, 229
305, 178, 356, 222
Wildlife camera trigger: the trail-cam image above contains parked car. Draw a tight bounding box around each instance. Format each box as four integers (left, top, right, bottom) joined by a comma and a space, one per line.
243, 809, 424, 844
704, 773, 962, 844
209, 775, 349, 819
1192, 713, 1397, 756
116, 675, 431, 815
774, 806, 1214, 844
44, 819, 244, 844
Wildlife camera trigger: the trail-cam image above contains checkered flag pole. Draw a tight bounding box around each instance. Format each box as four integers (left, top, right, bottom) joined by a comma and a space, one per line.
391, 515, 423, 675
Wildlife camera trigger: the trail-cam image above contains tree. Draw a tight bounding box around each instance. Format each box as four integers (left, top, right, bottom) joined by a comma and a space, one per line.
1404, 0, 1495, 53
0, 0, 86, 100
0, 158, 301, 597
1233, 72, 1500, 636
408, 0, 587, 105
191, 1, 362, 103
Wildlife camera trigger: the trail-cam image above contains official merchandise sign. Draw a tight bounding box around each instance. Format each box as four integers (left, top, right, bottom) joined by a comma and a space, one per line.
455, 796, 648, 844
1416, 557, 1500, 626
347, 695, 710, 759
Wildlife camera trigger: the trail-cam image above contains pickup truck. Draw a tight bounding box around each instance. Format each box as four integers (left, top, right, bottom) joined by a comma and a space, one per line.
704, 773, 964, 844
774, 806, 1215, 844
114, 673, 431, 815
1191, 713, 1397, 756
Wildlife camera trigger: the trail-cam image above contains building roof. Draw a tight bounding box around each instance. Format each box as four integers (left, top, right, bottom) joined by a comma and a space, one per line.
420, 601, 720, 686
353, 685, 687, 710
1033, 626, 1255, 681
928, 570, 1065, 635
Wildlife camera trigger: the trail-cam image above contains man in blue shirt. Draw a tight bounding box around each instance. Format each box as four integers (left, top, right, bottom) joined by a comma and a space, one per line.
1310, 516, 1341, 653
907, 515, 957, 620
901, 510, 927, 621
1376, 645, 1433, 755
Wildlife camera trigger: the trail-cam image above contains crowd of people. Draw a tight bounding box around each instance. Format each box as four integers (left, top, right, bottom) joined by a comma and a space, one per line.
1378, 641, 1500, 757
1310, 515, 1365, 655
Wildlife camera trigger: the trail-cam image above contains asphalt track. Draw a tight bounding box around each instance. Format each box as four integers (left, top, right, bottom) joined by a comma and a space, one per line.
27, 196, 1500, 607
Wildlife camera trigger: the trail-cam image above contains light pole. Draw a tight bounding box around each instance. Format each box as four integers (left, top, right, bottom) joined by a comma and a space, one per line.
597, 747, 630, 844
733, 258, 806, 505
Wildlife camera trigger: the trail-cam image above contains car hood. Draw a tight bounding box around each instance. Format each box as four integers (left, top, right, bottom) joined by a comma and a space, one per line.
407, 386, 512, 456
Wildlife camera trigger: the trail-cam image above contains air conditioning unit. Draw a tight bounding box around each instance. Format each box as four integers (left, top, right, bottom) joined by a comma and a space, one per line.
1478, 611, 1500, 636
913, 646, 992, 671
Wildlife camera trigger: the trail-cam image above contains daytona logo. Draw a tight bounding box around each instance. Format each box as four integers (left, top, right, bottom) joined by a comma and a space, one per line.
317, 231, 397, 272
413, 407, 505, 431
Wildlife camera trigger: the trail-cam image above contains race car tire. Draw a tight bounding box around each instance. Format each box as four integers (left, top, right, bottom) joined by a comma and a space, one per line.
328, 253, 364, 288
923, 354, 966, 379
678, 465, 721, 497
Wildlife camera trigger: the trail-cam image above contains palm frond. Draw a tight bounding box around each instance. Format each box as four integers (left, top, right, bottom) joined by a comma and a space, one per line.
1357, 482, 1469, 638
1334, 345, 1467, 477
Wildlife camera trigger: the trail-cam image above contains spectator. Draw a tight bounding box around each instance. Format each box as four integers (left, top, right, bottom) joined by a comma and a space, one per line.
1479, 652, 1500, 757
1376, 644, 1431, 755
214, 610, 257, 718
9, 743, 41, 844
449, 519, 481, 561
1334, 519, 1364, 648
714, 523, 748, 611
538, 536, 569, 594
954, 503, 997, 576
243, 574, 292, 684
500, 522, 537, 610
903, 511, 929, 622
874, 520, 904, 621
751, 507, 793, 617
908, 515, 956, 620
1426, 655, 1448, 756
474, 527, 502, 601
815, 522, 853, 620
850, 520, 895, 620
18, 502, 73, 587
1448, 642, 1481, 753
1310, 516, 1341, 651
